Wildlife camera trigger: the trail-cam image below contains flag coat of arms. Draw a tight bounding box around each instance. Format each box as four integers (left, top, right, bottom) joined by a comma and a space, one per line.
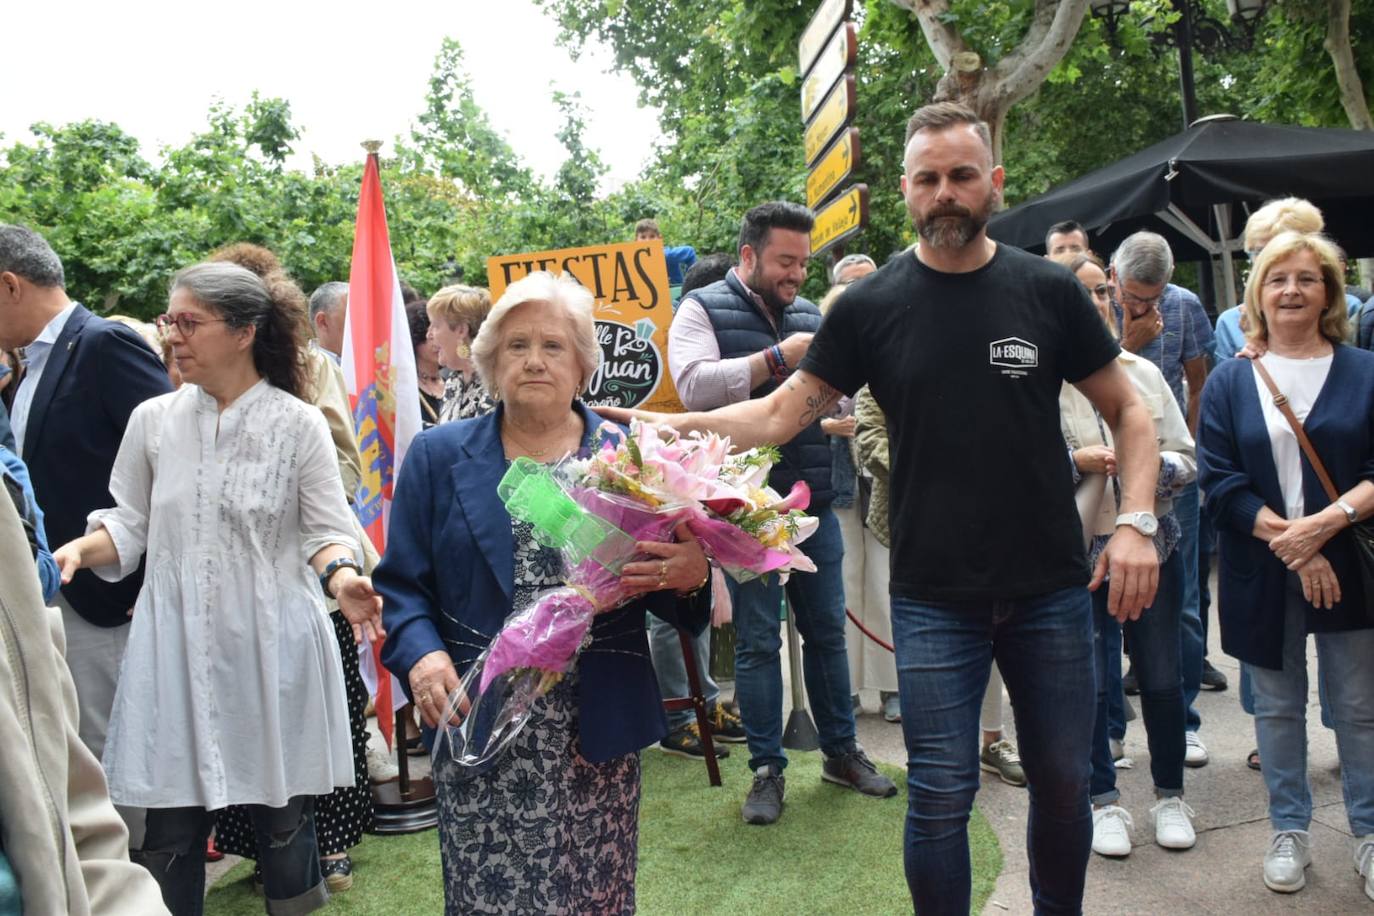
342, 147, 421, 746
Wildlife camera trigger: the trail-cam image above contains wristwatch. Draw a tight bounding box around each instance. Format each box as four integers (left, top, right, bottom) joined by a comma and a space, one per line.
1115, 511, 1159, 538
1336, 498, 1360, 524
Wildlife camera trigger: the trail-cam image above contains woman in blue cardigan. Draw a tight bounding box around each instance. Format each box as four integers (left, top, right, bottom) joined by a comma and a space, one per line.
376, 272, 710, 915
1198, 232, 1374, 900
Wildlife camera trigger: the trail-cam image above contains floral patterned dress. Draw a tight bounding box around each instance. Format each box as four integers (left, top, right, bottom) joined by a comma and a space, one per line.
438, 371, 496, 425
431, 515, 640, 915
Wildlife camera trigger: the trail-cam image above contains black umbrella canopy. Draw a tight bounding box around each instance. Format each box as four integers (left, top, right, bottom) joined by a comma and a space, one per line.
988, 117, 1374, 260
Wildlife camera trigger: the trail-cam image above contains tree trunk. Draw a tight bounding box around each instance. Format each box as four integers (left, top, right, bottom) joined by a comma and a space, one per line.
890, 0, 1090, 165
1324, 0, 1374, 130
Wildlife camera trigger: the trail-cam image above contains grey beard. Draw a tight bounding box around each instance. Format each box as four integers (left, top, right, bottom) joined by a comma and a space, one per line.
917, 214, 984, 249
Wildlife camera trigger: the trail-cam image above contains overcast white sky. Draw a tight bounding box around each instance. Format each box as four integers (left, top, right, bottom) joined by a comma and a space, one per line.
3, 0, 662, 188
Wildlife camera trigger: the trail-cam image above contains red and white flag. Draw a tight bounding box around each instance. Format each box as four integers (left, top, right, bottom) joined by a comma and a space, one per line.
342, 146, 421, 748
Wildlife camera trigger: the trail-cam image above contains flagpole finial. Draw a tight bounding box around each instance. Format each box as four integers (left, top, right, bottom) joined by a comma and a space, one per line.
362, 140, 383, 155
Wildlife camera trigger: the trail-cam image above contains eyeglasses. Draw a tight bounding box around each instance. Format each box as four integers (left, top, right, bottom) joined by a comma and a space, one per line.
155, 313, 227, 338
1118, 288, 1164, 309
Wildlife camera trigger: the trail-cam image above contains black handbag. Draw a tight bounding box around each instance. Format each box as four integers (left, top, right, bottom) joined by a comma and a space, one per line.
1253, 359, 1374, 617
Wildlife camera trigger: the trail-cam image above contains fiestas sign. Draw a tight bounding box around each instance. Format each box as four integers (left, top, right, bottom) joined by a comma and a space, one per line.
798, 0, 852, 78
487, 240, 683, 413
801, 22, 857, 123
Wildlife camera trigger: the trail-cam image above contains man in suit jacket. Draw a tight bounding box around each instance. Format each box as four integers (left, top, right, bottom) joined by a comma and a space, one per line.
0, 225, 172, 759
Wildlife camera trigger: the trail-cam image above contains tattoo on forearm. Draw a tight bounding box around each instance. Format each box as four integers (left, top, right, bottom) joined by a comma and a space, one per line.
798, 382, 840, 428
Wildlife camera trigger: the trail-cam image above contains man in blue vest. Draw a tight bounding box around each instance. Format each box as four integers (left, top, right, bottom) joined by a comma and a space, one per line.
667, 201, 896, 825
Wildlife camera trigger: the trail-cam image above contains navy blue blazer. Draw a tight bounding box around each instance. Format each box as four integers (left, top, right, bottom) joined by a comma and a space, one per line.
376, 401, 708, 763
23, 304, 172, 626
1198, 345, 1374, 668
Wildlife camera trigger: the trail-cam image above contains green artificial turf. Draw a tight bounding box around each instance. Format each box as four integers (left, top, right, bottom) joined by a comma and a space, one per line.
206, 750, 1001, 915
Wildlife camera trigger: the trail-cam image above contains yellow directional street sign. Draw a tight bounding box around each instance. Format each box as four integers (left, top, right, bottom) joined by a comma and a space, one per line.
804, 75, 855, 167
806, 128, 861, 210
810, 184, 869, 257
798, 0, 852, 78
801, 22, 856, 123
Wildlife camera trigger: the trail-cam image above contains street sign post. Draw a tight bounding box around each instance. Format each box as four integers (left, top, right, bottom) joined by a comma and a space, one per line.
810, 184, 869, 257
806, 128, 861, 209
800, 22, 857, 123
804, 75, 855, 167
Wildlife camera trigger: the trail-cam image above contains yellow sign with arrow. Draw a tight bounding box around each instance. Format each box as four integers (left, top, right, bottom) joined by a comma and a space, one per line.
806, 128, 860, 209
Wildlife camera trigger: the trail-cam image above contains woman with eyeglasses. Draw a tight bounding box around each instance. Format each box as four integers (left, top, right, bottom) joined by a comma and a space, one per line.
1054, 251, 1200, 859
52, 261, 384, 916
1199, 232, 1374, 898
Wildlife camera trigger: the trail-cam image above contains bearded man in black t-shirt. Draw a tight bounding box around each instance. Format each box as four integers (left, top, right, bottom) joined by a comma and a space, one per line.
607, 102, 1161, 914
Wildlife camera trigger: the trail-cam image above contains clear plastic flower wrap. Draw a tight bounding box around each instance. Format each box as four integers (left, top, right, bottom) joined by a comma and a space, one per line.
435, 458, 689, 769
436, 421, 821, 770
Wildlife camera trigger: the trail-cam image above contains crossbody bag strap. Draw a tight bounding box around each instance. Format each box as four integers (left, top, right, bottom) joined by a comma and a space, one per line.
1250, 357, 1341, 503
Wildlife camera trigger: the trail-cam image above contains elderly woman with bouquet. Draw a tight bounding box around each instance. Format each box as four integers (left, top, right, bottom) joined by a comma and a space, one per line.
376, 272, 713, 914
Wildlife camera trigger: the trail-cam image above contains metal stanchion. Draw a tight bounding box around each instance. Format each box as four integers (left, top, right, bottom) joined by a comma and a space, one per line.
781, 597, 819, 751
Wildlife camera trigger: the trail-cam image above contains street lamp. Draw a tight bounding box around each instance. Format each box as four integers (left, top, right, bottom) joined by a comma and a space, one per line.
1090, 0, 1269, 127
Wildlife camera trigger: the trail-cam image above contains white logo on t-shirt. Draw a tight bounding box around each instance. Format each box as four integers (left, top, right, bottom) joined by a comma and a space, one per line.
989, 337, 1038, 377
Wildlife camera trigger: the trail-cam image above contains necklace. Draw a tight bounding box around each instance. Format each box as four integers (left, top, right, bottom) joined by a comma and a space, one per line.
502, 415, 578, 459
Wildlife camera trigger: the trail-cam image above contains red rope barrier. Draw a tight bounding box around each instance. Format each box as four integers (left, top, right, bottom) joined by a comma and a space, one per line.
845, 607, 894, 653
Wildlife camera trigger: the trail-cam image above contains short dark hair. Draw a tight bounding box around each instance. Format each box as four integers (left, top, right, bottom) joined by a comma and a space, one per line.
680, 253, 734, 297
904, 102, 992, 151
1045, 220, 1088, 249
635, 218, 661, 236
0, 225, 65, 289
738, 202, 814, 256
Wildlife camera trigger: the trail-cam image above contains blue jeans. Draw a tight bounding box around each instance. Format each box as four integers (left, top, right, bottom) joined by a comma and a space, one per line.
1104, 620, 1126, 742
1091, 552, 1186, 805
135, 797, 325, 916
1175, 483, 1204, 732
648, 614, 718, 730
1247, 583, 1374, 835
732, 504, 855, 771
890, 586, 1095, 916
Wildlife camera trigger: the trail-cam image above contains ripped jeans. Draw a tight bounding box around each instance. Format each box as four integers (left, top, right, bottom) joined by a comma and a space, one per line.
134, 796, 326, 916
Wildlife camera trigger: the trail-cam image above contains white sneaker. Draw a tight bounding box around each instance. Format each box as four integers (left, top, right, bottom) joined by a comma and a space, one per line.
1184, 731, 1209, 767
1356, 835, 1374, 902
1092, 805, 1134, 857
366, 740, 399, 782
1150, 797, 1197, 849
1263, 830, 1312, 893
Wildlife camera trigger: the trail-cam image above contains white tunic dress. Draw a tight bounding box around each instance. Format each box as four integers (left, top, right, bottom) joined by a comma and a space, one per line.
91, 380, 357, 810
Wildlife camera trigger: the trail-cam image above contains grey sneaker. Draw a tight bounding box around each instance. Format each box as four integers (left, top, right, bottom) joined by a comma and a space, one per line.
1355, 835, 1374, 902
822, 746, 898, 797
1263, 830, 1312, 893
980, 739, 1027, 787
881, 692, 902, 723
742, 766, 785, 825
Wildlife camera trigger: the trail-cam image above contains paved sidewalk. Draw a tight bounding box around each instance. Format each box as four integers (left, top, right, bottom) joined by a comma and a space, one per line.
846, 598, 1373, 914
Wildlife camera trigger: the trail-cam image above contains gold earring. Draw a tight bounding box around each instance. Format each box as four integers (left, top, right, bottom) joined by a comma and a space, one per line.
457, 343, 471, 359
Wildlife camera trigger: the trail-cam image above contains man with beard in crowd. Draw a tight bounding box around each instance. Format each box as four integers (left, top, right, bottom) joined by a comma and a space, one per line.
609, 102, 1161, 914
666, 201, 897, 827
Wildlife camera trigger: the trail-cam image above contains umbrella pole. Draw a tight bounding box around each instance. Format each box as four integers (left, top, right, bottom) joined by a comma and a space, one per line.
1213, 204, 1239, 313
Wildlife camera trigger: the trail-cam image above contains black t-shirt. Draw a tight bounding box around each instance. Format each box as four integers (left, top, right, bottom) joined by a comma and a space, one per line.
800, 245, 1120, 601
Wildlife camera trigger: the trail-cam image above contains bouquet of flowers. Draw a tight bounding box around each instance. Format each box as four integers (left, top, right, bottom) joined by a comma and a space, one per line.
437, 420, 818, 769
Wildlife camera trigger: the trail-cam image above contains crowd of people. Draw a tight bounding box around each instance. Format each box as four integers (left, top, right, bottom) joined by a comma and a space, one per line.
0, 98, 1372, 916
